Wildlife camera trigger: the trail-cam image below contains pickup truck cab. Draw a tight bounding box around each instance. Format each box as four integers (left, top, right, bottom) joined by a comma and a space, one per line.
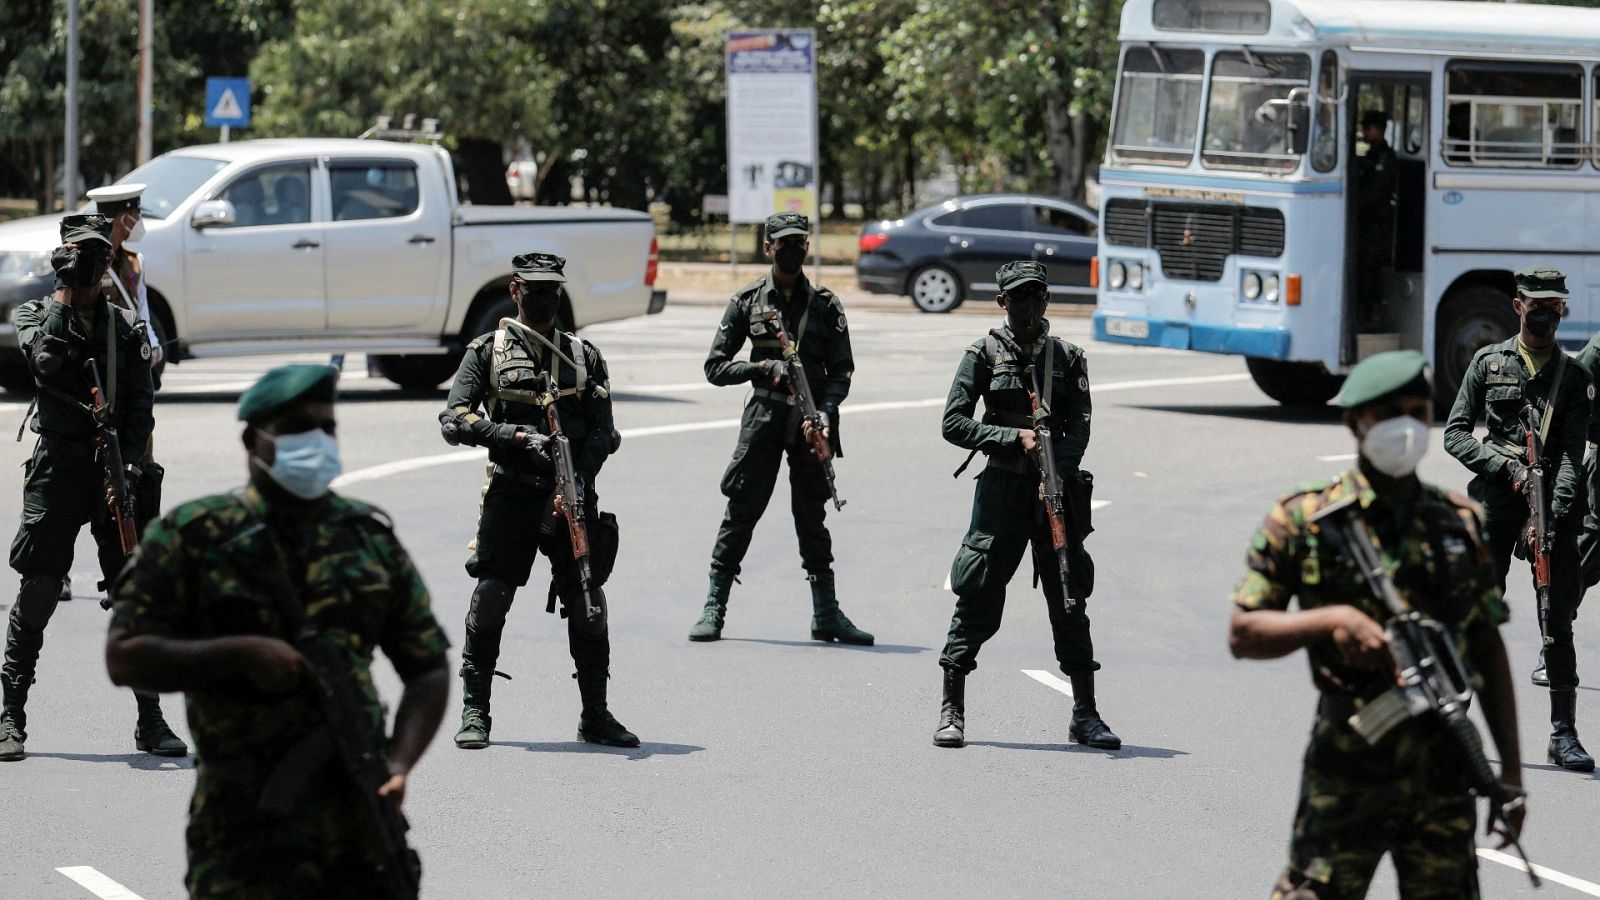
0, 138, 664, 389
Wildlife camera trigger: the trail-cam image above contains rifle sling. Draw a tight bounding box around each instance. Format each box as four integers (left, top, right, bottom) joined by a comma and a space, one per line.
1539, 352, 1566, 448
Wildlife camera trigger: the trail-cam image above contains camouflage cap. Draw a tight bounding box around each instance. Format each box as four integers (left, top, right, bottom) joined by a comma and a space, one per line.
513, 251, 566, 283
237, 364, 340, 424
59, 214, 113, 247
765, 212, 810, 240
997, 260, 1048, 293
1516, 267, 1568, 300
1336, 350, 1431, 409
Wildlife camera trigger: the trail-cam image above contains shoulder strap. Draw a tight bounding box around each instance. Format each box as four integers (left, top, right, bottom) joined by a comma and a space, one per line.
1541, 352, 1568, 447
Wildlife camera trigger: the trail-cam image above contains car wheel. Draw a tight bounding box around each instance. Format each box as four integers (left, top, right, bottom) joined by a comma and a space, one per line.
909, 265, 964, 313
373, 353, 463, 391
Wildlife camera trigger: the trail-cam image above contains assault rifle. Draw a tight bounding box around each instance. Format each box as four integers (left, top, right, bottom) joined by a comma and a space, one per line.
86, 361, 137, 558
1520, 404, 1555, 659
760, 309, 845, 511
534, 374, 604, 624
1313, 499, 1538, 887
1025, 364, 1077, 614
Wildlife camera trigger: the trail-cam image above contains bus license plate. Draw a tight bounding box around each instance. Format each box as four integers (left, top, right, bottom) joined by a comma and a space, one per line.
1105, 318, 1150, 340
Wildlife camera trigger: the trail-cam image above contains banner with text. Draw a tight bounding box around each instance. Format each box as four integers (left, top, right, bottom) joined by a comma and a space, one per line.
725, 29, 818, 226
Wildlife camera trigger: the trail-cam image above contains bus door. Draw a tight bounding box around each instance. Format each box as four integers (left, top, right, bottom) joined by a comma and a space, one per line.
1343, 74, 1430, 364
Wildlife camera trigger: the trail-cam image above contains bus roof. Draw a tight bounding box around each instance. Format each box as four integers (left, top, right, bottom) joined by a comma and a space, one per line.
1120, 0, 1600, 57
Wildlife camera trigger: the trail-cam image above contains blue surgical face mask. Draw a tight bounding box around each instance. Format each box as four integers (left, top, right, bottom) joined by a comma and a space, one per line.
255, 429, 342, 499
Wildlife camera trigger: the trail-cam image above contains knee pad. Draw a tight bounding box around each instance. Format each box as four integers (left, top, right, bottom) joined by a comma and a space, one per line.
466, 579, 515, 633
14, 576, 63, 631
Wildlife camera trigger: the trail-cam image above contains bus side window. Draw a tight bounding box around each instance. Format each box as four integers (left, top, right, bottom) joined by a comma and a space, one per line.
1444, 62, 1583, 167
1312, 50, 1339, 173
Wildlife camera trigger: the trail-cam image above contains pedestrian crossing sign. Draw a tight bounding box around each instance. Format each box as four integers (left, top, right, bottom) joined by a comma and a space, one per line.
204, 77, 251, 128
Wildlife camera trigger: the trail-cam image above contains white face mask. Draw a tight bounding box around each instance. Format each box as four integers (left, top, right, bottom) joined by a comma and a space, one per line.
126, 217, 145, 243
253, 429, 342, 499
1360, 415, 1430, 478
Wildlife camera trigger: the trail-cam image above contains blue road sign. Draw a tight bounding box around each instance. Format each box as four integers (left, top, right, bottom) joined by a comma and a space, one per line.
204, 77, 251, 128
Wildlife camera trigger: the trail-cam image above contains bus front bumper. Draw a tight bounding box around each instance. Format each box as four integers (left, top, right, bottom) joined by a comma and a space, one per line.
1092, 312, 1290, 360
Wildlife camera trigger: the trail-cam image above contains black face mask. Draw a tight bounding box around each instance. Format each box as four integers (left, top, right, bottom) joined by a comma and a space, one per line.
51, 245, 107, 290
1525, 307, 1561, 339
774, 245, 806, 276
519, 285, 561, 324
1005, 287, 1048, 331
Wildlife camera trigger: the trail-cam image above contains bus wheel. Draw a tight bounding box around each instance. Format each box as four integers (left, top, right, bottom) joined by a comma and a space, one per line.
1436, 283, 1516, 408
1245, 358, 1343, 407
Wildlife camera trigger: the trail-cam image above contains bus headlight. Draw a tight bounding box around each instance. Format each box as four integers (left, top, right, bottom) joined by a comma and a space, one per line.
1128, 263, 1144, 290
1264, 275, 1281, 303
1243, 272, 1262, 301
1108, 261, 1127, 290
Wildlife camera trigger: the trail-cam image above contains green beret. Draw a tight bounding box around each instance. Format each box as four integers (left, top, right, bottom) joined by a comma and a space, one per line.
765, 212, 809, 240
997, 260, 1048, 293
1516, 267, 1567, 300
513, 251, 566, 283
1336, 350, 1431, 409
237, 364, 339, 424
59, 214, 112, 247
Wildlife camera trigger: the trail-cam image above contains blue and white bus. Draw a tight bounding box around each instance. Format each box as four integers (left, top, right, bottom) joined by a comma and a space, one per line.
1092, 0, 1600, 405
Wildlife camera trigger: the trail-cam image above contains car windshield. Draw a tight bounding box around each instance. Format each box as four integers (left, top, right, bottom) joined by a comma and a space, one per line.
1203, 51, 1311, 172
115, 155, 229, 220
1111, 47, 1205, 166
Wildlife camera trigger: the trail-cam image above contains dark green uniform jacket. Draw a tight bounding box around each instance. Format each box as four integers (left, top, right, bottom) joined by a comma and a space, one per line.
942, 320, 1089, 474
14, 293, 153, 461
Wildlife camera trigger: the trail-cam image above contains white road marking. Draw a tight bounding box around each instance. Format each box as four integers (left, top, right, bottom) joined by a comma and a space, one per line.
56, 867, 146, 900
614, 382, 720, 394
331, 374, 1253, 487
1477, 848, 1600, 896
943, 573, 952, 592
1022, 669, 1075, 698
1317, 453, 1358, 462
158, 380, 259, 395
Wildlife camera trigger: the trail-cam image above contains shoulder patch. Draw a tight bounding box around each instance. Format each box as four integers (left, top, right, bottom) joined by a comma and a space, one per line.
466, 334, 490, 351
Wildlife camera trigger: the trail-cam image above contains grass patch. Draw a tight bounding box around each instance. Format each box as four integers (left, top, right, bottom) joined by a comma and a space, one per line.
0, 198, 40, 223
656, 218, 862, 265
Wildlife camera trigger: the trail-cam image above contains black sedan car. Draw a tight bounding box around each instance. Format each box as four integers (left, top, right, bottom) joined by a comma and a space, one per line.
856, 194, 1098, 312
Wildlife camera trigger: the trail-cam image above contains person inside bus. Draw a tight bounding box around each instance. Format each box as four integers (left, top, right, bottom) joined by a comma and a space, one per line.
1355, 110, 1397, 331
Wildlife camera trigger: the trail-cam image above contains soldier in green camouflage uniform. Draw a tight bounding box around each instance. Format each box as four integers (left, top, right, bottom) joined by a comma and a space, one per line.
438, 252, 635, 750
0, 215, 185, 762
933, 260, 1116, 750
688, 213, 873, 645
106, 364, 450, 898
1231, 351, 1525, 898
1443, 267, 1594, 771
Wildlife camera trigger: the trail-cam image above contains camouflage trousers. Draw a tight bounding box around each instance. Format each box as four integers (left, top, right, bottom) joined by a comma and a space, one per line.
1271, 712, 1479, 899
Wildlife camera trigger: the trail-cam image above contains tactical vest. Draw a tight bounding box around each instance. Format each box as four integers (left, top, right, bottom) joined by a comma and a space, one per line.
483, 318, 607, 419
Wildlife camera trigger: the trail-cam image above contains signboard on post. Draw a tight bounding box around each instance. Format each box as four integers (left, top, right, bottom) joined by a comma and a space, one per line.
725, 30, 818, 228
204, 77, 251, 141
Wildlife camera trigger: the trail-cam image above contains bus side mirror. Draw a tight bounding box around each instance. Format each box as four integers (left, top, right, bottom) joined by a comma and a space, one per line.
1287, 100, 1311, 156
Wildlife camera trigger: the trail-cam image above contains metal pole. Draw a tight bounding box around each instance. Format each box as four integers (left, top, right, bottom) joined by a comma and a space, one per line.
731, 222, 738, 281
137, 0, 152, 165
64, 0, 80, 210
221, 124, 230, 143
808, 27, 821, 286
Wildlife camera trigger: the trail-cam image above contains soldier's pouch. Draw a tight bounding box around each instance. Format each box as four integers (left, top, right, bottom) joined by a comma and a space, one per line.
719, 444, 749, 497
136, 462, 164, 519
950, 532, 994, 596
1068, 469, 1095, 539
1069, 543, 1095, 600
590, 511, 620, 587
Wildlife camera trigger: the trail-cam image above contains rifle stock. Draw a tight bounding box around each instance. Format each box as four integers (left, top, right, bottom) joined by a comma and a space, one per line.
85, 361, 137, 558
761, 310, 844, 511
1026, 364, 1077, 614
535, 374, 603, 624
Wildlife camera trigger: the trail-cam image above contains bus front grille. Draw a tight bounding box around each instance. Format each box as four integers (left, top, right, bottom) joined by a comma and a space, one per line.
1102, 200, 1285, 282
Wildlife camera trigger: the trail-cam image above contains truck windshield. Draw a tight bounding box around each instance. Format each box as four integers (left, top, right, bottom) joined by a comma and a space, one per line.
1110, 47, 1205, 166
118, 155, 228, 220
1203, 51, 1311, 172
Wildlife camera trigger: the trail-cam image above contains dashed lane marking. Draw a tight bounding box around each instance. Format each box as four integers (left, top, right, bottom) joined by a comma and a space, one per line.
1021, 669, 1075, 698
56, 867, 146, 900
1476, 848, 1600, 896
1317, 453, 1358, 462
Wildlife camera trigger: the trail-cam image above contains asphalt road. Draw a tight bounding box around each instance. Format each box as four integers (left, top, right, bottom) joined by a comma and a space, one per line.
0, 302, 1594, 898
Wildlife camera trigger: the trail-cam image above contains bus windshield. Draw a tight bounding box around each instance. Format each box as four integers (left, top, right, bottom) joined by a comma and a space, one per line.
1203, 51, 1311, 172
1110, 47, 1205, 166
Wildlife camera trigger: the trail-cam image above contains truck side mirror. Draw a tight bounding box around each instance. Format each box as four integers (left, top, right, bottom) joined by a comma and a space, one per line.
190, 200, 237, 229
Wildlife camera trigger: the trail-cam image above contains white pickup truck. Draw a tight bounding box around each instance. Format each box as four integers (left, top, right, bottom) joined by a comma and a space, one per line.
0, 137, 665, 390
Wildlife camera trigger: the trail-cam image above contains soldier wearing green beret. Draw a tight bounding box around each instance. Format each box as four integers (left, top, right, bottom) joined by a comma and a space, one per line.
1444, 267, 1594, 771
932, 260, 1117, 750
438, 251, 636, 750
1231, 350, 1525, 898
688, 213, 873, 645
0, 215, 186, 761
105, 363, 451, 895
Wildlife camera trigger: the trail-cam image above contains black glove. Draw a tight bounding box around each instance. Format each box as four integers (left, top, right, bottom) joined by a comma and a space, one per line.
30, 334, 76, 379
759, 359, 787, 387
523, 432, 553, 471
1505, 459, 1530, 492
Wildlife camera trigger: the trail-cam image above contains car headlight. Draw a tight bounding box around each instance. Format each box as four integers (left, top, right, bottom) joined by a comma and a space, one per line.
1243, 272, 1262, 301
1128, 263, 1144, 290
0, 251, 52, 280
1264, 275, 1281, 303
1108, 261, 1127, 290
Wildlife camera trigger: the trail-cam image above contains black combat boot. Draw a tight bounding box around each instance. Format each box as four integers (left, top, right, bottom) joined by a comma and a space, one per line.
454, 664, 494, 750
1549, 690, 1595, 772
1067, 672, 1121, 750
576, 671, 639, 747
933, 668, 966, 748
0, 596, 49, 762
133, 691, 188, 757
808, 572, 874, 645
688, 569, 734, 641
1532, 647, 1549, 687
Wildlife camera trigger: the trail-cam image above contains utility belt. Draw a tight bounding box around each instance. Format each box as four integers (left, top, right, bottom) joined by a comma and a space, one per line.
751, 386, 795, 406
491, 463, 553, 491
37, 433, 96, 461
983, 411, 1041, 475
985, 454, 1033, 475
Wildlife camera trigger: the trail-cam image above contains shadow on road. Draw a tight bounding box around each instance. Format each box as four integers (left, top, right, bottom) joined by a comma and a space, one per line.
1517, 761, 1598, 780
966, 741, 1188, 759
719, 637, 931, 654
24, 751, 193, 770
497, 740, 705, 761
1125, 403, 1343, 425
155, 388, 447, 405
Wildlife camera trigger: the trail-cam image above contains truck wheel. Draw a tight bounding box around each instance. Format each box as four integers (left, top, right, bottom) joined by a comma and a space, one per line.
1245, 357, 1344, 407
1436, 283, 1516, 410
373, 353, 462, 390
0, 349, 31, 394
